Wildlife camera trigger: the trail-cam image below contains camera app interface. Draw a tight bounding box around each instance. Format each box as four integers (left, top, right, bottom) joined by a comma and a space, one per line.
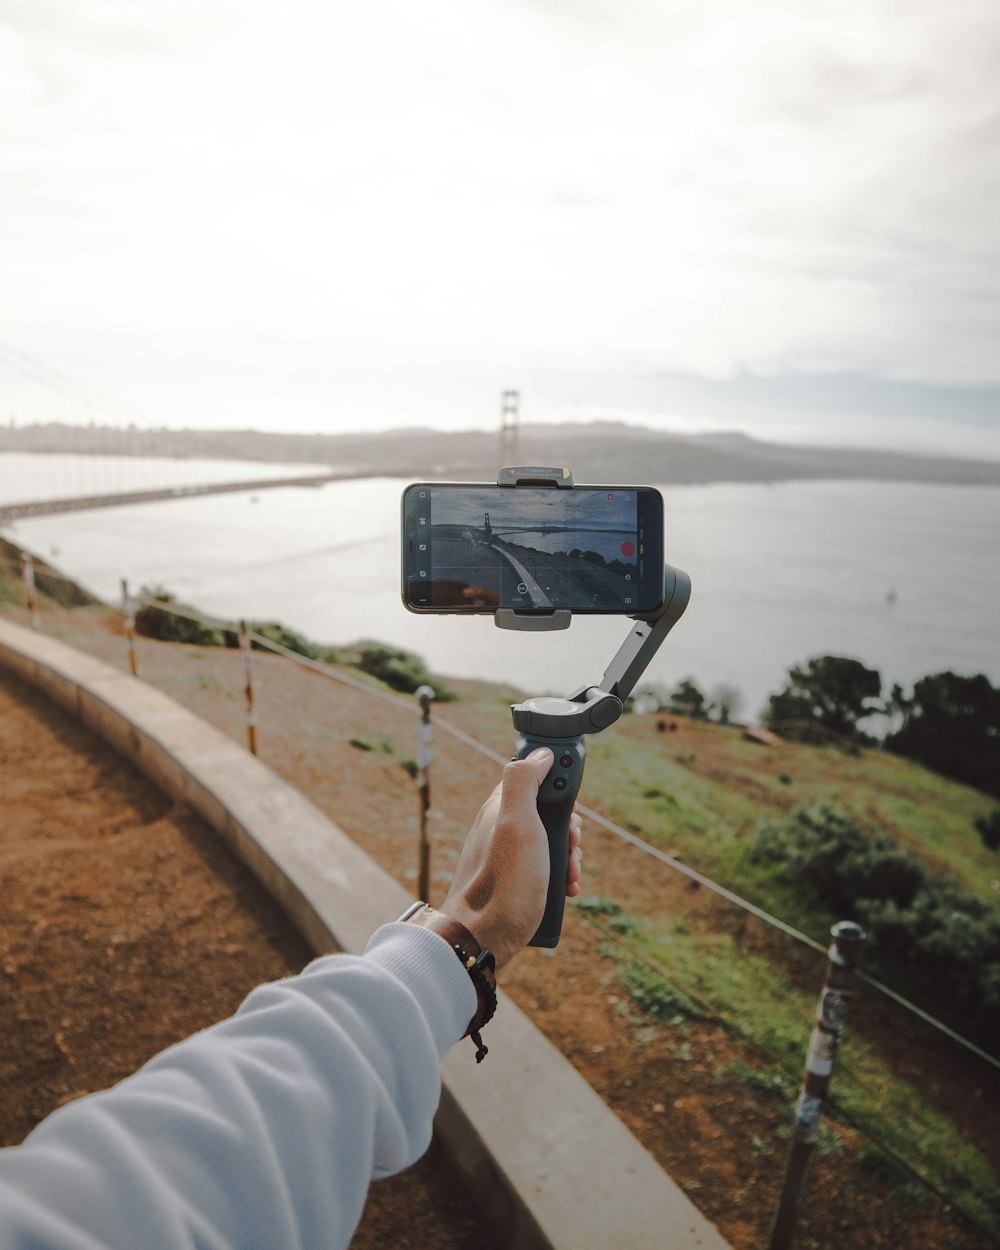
408, 488, 645, 611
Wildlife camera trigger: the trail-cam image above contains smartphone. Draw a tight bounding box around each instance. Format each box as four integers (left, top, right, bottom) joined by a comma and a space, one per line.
401, 482, 664, 615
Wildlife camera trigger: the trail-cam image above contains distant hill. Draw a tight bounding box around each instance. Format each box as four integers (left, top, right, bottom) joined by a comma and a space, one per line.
2, 420, 999, 486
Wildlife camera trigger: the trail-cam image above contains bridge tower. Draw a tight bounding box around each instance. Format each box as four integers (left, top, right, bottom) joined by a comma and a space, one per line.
499, 389, 520, 466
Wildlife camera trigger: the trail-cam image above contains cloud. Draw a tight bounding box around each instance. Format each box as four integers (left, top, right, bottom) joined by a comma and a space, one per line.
0, 0, 998, 444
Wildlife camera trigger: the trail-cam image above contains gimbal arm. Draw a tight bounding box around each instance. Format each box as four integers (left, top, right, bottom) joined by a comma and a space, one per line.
512, 562, 691, 947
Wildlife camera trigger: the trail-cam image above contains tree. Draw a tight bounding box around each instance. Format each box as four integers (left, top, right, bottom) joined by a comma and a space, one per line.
669, 677, 709, 720
885, 672, 1000, 799
765, 655, 882, 739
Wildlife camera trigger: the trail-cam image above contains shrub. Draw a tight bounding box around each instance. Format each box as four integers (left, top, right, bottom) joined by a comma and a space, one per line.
131, 590, 456, 701
248, 621, 317, 658
754, 805, 1000, 1049
353, 642, 455, 701
135, 587, 230, 647
755, 805, 928, 914
0, 539, 102, 609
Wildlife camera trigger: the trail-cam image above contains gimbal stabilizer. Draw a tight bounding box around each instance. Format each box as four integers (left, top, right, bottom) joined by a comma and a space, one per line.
493, 468, 691, 948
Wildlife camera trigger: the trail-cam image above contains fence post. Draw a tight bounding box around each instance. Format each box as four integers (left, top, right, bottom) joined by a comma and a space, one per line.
769, 920, 866, 1250
239, 620, 258, 756
120, 578, 138, 676
415, 684, 435, 901
21, 554, 39, 630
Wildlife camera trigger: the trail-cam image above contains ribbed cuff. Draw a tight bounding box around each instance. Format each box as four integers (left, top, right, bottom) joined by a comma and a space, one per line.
363, 922, 478, 1059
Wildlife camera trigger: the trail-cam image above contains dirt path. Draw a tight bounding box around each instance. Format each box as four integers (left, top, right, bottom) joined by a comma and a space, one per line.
0, 663, 498, 1250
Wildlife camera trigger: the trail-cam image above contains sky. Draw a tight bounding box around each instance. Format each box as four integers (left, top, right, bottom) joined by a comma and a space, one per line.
2, 0, 999, 457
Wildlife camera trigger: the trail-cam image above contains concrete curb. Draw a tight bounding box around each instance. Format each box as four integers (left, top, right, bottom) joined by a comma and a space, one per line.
0, 619, 732, 1250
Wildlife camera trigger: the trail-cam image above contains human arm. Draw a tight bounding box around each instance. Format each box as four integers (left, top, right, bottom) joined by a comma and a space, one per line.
0, 749, 581, 1250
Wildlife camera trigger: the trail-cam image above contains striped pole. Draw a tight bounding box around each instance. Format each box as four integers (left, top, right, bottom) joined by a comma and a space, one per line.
415, 684, 435, 901
769, 921, 866, 1250
121, 578, 138, 676
239, 620, 258, 756
21, 553, 39, 630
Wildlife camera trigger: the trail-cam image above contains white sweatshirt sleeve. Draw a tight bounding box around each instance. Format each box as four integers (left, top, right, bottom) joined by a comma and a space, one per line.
0, 922, 477, 1250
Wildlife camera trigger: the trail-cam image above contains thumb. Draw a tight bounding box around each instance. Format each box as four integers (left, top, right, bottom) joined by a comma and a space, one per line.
505, 747, 553, 805
523, 745, 554, 778
493, 747, 552, 835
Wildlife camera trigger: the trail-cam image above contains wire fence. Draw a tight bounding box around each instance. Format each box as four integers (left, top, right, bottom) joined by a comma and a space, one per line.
3, 549, 998, 1247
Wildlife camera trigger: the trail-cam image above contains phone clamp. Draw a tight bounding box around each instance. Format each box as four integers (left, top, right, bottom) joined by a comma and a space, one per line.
496, 465, 575, 489
494, 465, 576, 632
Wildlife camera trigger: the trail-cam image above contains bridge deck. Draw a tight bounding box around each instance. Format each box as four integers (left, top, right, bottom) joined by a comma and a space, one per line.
0, 469, 394, 525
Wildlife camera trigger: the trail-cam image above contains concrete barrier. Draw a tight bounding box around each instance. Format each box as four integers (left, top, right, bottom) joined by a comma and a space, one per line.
0, 618, 732, 1250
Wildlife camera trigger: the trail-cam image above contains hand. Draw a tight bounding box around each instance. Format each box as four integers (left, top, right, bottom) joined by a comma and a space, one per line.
441, 748, 583, 975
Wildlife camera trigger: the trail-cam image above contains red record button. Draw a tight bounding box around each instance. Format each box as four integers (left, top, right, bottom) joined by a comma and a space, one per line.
559, 753, 573, 768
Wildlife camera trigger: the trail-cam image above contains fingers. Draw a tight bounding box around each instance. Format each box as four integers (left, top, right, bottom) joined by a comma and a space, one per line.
567, 808, 583, 898
497, 752, 583, 899
569, 807, 582, 851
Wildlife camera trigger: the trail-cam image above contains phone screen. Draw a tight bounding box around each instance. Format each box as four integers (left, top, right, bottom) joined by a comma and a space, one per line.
402, 483, 664, 614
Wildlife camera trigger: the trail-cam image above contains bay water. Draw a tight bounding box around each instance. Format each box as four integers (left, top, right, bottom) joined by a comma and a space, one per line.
3, 454, 998, 722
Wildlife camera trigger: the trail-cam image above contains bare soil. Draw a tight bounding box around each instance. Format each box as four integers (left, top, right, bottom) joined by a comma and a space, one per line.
2, 604, 996, 1250
0, 662, 498, 1250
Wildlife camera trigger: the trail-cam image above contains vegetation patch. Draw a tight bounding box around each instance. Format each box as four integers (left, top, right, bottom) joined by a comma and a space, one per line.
349, 641, 455, 702
131, 588, 456, 700
619, 960, 698, 1023
0, 538, 103, 610
753, 804, 1000, 1051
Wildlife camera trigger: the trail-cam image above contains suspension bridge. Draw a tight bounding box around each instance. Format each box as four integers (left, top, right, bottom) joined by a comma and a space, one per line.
0, 339, 525, 527
0, 468, 400, 527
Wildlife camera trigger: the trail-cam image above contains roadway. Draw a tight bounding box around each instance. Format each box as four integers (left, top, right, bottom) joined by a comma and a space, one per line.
427, 531, 621, 610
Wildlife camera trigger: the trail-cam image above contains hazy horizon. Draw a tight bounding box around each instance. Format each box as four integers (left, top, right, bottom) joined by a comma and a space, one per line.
5, 409, 1000, 468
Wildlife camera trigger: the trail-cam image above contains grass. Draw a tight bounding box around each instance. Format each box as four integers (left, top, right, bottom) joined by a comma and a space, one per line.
347, 733, 396, 754
586, 714, 999, 920
619, 959, 699, 1022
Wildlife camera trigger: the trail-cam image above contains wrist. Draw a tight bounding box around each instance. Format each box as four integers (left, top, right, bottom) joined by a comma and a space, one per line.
399, 903, 497, 1062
